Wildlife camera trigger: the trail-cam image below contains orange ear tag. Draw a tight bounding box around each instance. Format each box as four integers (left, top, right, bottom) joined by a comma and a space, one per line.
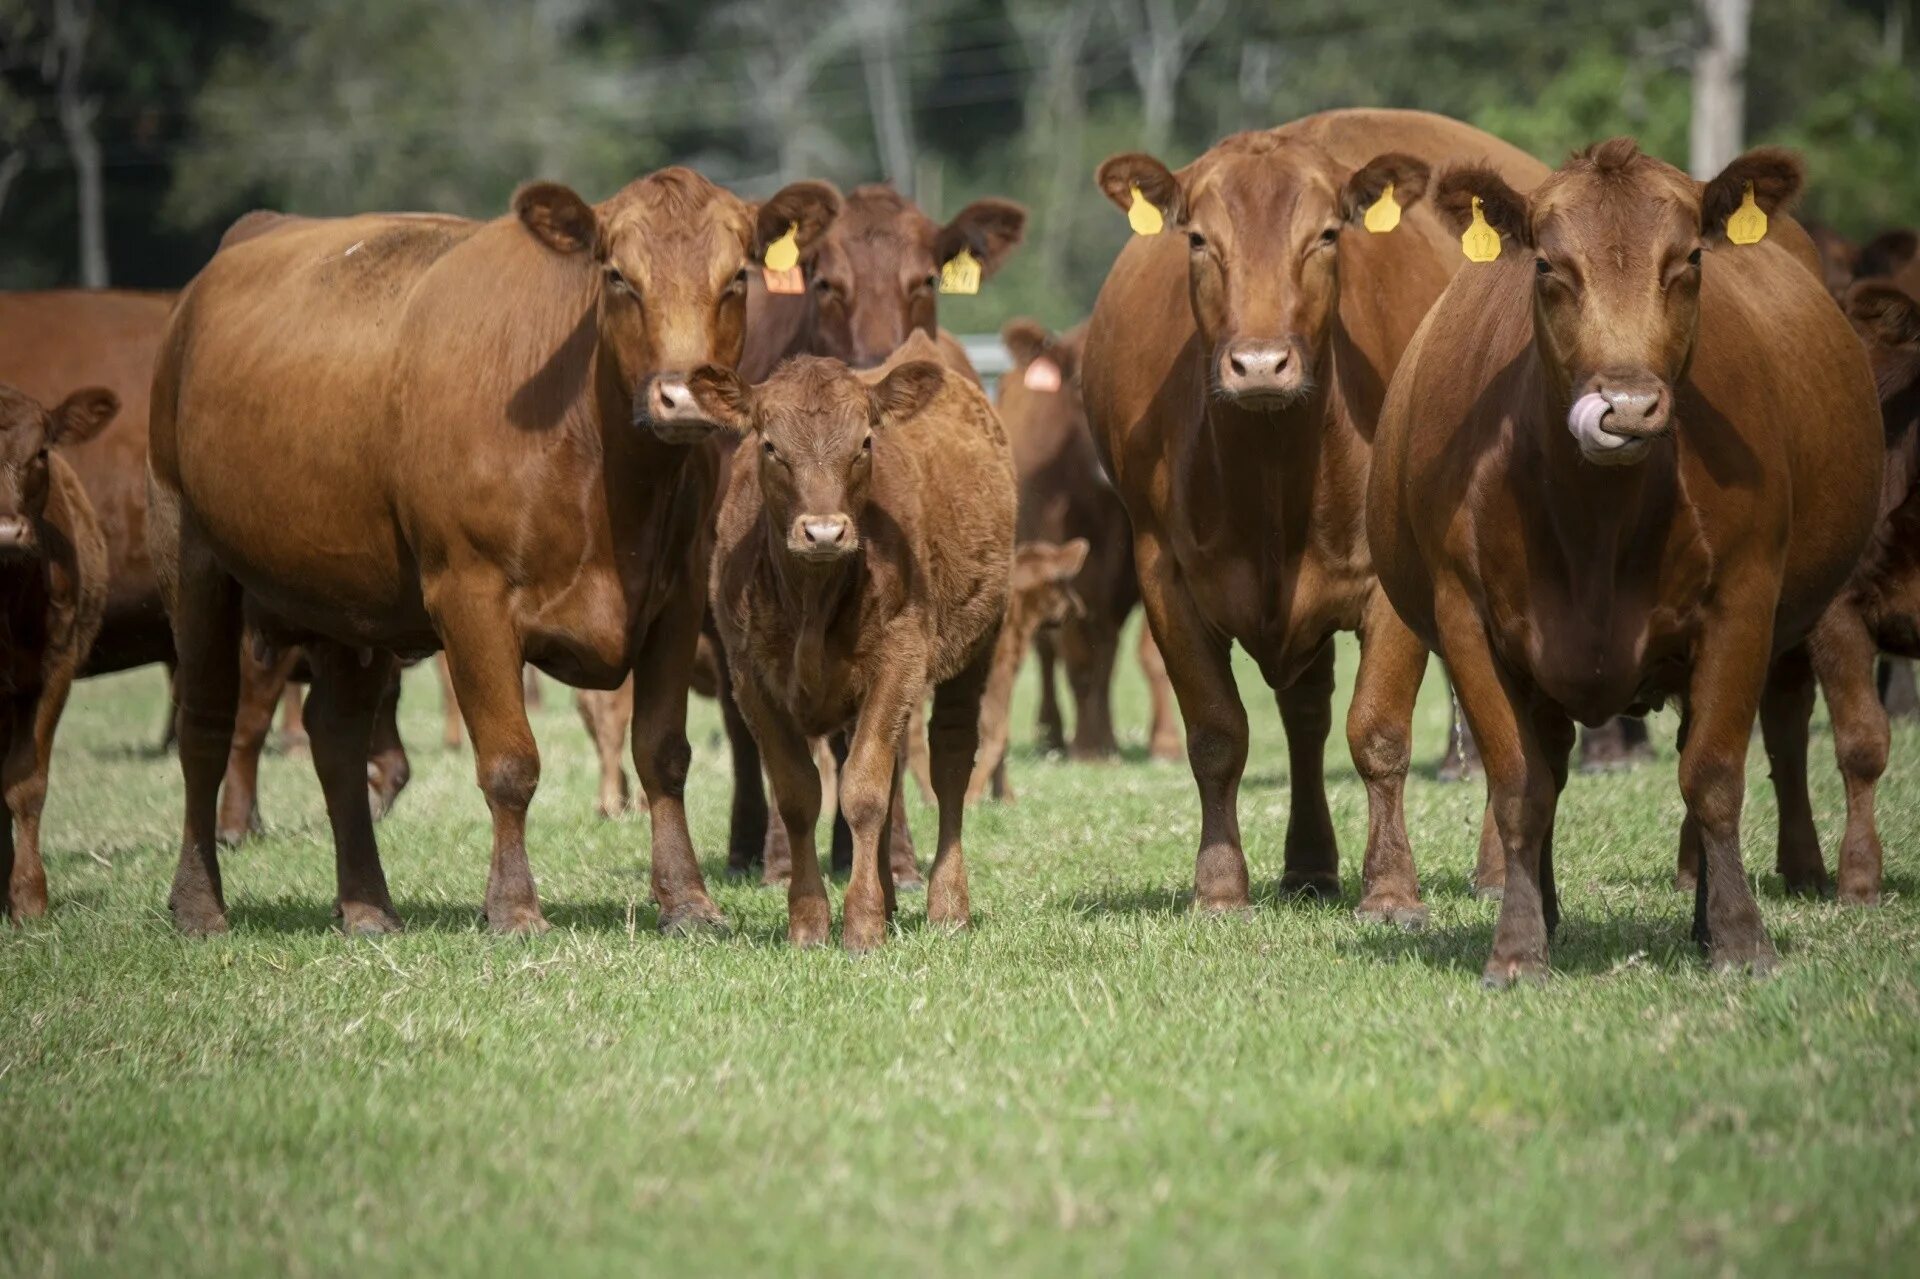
762, 223, 804, 294
1023, 356, 1062, 393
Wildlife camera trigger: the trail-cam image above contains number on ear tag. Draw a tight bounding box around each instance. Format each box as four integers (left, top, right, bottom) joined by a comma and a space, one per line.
1461, 196, 1501, 263
1363, 182, 1401, 234
1127, 185, 1164, 236
1726, 181, 1767, 246
940, 248, 981, 295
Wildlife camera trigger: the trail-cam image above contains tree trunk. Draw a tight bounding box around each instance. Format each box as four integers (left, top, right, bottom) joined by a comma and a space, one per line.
1018, 0, 1097, 297
856, 0, 914, 195
1689, 0, 1751, 179
52, 0, 107, 286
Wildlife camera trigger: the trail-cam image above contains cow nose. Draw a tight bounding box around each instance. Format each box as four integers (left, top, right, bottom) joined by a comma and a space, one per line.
1595, 380, 1671, 436
650, 376, 691, 419
0, 515, 32, 552
1217, 341, 1301, 400
800, 515, 850, 548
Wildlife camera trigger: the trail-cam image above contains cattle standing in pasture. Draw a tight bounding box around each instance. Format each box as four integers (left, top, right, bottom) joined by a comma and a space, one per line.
1368, 140, 1883, 982
1082, 109, 1548, 925
149, 167, 839, 937
965, 538, 1090, 804
697, 335, 1015, 950
1, 384, 116, 920
580, 183, 1027, 881
998, 319, 1179, 764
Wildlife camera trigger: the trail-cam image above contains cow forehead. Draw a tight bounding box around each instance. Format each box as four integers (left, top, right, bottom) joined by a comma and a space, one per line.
758, 361, 873, 448
1187, 147, 1342, 228
1533, 157, 1700, 257
599, 170, 754, 271
834, 187, 937, 249
0, 388, 47, 445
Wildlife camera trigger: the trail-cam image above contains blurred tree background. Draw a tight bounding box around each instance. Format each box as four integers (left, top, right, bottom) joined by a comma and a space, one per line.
1, 0, 1915, 330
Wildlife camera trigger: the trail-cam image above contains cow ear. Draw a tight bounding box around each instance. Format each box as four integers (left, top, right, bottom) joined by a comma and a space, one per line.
870, 360, 943, 428
1701, 147, 1804, 242
1000, 318, 1050, 368
1846, 282, 1920, 402
1053, 537, 1090, 580
754, 180, 841, 260
1095, 153, 1184, 225
1857, 228, 1919, 281
514, 182, 599, 256
1342, 153, 1431, 223
935, 199, 1026, 277
48, 387, 119, 446
1433, 165, 1532, 249
683, 366, 755, 437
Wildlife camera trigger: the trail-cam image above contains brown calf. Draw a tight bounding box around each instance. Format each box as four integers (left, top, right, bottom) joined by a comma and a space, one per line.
1, 384, 116, 920
697, 333, 1015, 949
998, 319, 1178, 762
965, 538, 1089, 804
1083, 109, 1548, 926
1368, 141, 1883, 983
150, 167, 838, 937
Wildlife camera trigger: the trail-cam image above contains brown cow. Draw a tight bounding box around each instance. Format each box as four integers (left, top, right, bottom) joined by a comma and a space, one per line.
149, 167, 839, 937
576, 182, 1027, 879
696, 333, 1015, 949
998, 318, 1179, 763
1, 384, 115, 920
1082, 109, 1549, 926
1368, 140, 1883, 982
965, 538, 1089, 804
0, 290, 410, 839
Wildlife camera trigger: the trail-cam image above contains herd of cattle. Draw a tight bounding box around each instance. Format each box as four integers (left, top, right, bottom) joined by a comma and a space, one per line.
3, 108, 1917, 985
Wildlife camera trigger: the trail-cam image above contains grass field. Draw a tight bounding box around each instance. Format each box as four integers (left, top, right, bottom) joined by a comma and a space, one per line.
4, 624, 1918, 1276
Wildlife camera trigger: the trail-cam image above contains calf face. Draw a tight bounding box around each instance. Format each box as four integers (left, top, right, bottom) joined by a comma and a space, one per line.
0, 384, 117, 556
1097, 136, 1430, 408
686, 356, 944, 561
806, 186, 1026, 369
513, 168, 840, 442
1846, 281, 1920, 412
1010, 538, 1090, 627
1435, 140, 1804, 466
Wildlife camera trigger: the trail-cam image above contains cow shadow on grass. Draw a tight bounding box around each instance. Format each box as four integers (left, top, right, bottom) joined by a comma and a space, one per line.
1059, 877, 1358, 920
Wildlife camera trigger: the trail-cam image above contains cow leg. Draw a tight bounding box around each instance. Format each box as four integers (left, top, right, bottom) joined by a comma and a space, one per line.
1679, 599, 1776, 974
1880, 656, 1919, 721
1135, 535, 1250, 913
576, 682, 634, 819
1347, 593, 1429, 928
1437, 590, 1555, 986
927, 638, 994, 931
1437, 680, 1483, 782
366, 663, 410, 822
1758, 645, 1827, 896
712, 641, 769, 877
303, 644, 403, 934
1065, 617, 1121, 760
217, 640, 298, 845
1033, 629, 1067, 754
1811, 606, 1888, 906
157, 659, 179, 754
1532, 704, 1574, 940
626, 591, 725, 937
909, 696, 939, 807
3, 691, 51, 920
1673, 708, 1701, 893
1276, 640, 1340, 898
839, 656, 922, 952
434, 653, 464, 750
967, 650, 1016, 805
523, 666, 544, 711
735, 680, 828, 945
434, 592, 547, 935
1139, 625, 1182, 762
828, 731, 853, 875
166, 522, 245, 937
890, 733, 923, 890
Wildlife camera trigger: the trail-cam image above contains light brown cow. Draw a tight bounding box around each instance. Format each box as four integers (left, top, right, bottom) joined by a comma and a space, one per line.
998, 319, 1178, 763
966, 538, 1090, 803
697, 333, 1015, 950
149, 167, 838, 936
1368, 141, 1883, 982
1082, 109, 1548, 926
1, 384, 115, 920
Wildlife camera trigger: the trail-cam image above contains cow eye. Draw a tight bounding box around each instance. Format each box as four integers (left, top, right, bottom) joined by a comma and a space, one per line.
730, 266, 750, 290
1187, 231, 1208, 251
762, 440, 777, 458
604, 267, 631, 294
1319, 226, 1340, 246
1534, 258, 1553, 276
813, 276, 833, 295
861, 435, 873, 452
922, 273, 938, 290
1687, 248, 1702, 267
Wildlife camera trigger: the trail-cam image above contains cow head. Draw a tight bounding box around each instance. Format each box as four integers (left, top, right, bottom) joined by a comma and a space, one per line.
1009, 538, 1091, 629
998, 318, 1085, 412
803, 186, 1025, 369
1435, 139, 1804, 467
1097, 135, 1430, 410
1846, 281, 1920, 424
513, 168, 840, 443
683, 355, 944, 563
0, 384, 117, 556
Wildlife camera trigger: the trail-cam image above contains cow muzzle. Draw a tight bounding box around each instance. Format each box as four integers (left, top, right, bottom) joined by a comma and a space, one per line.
0, 515, 35, 555
1215, 338, 1312, 408
1568, 374, 1673, 466
787, 514, 858, 562
640, 374, 718, 445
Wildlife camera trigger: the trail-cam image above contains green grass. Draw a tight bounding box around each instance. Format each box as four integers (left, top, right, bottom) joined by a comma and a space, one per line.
5, 623, 1919, 1277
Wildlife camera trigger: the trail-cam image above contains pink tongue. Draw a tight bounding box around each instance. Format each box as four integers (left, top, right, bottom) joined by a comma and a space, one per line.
1568, 391, 1611, 436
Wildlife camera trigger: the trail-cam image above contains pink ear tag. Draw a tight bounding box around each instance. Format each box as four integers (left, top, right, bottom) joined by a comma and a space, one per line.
1023, 357, 1062, 393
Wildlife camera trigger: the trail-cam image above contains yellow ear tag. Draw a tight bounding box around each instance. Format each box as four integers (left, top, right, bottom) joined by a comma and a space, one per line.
939, 247, 981, 295
1363, 182, 1401, 234
1127, 184, 1164, 236
761, 223, 803, 294
1726, 180, 1767, 246
1461, 196, 1501, 263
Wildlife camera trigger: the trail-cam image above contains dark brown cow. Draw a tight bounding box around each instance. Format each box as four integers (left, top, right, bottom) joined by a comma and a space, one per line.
998, 318, 1179, 763
1, 384, 115, 920
695, 333, 1015, 949
1368, 140, 1883, 982
149, 167, 838, 936
1083, 109, 1548, 925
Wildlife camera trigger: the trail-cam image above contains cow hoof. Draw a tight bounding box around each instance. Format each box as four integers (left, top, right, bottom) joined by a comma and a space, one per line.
1279, 871, 1340, 902
338, 902, 404, 936
171, 905, 230, 938
487, 907, 550, 937
1481, 957, 1549, 989
1837, 883, 1880, 908
1709, 938, 1778, 978
1356, 899, 1429, 932
788, 901, 831, 948
1473, 881, 1505, 902
1779, 871, 1832, 899
658, 901, 728, 938
842, 919, 886, 953
892, 868, 925, 893
1673, 871, 1698, 895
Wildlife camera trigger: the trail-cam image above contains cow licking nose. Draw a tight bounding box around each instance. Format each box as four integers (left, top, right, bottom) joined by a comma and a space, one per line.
1567, 370, 1673, 465
1217, 338, 1307, 405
